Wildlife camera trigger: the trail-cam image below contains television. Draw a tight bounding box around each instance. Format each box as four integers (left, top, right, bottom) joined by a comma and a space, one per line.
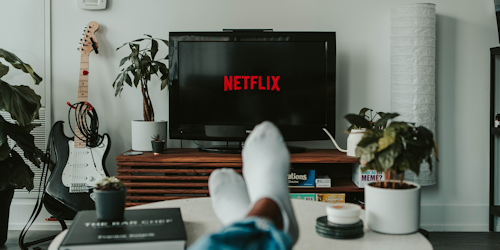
168, 30, 336, 153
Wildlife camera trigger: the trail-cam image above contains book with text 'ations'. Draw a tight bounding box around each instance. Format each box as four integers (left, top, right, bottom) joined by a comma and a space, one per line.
59, 208, 186, 250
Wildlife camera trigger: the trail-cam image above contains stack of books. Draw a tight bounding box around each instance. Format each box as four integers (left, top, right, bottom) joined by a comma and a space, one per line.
59, 208, 187, 250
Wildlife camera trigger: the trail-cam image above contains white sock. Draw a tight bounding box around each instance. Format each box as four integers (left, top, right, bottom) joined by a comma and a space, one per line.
242, 121, 299, 244
209, 168, 251, 226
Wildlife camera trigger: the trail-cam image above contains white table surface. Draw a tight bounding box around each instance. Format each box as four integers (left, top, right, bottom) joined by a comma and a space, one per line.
49, 198, 432, 250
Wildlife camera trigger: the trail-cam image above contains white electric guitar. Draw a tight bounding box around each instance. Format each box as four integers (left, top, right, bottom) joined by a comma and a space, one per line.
60, 21, 109, 193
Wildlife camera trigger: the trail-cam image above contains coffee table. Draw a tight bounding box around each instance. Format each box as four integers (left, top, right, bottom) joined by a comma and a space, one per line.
48, 198, 432, 249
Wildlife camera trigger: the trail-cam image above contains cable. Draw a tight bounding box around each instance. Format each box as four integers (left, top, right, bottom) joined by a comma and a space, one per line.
322, 128, 347, 153
67, 102, 104, 148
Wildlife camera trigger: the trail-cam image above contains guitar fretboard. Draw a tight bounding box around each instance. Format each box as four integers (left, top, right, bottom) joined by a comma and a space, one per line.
74, 54, 90, 148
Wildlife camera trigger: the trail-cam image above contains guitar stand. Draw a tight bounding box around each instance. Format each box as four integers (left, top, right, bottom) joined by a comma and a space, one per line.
20, 218, 67, 249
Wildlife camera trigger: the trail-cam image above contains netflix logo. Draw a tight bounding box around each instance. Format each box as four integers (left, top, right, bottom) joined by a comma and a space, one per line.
224, 76, 280, 91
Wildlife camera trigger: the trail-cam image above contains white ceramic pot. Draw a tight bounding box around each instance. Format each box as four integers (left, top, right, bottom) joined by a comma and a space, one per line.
365, 181, 421, 234
131, 120, 167, 151
347, 128, 365, 157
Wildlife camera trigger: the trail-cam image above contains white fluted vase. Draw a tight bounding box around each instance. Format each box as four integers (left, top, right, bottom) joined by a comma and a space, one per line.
390, 3, 436, 186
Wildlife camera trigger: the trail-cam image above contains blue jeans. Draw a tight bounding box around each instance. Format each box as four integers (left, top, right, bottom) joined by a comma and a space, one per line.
188, 217, 293, 250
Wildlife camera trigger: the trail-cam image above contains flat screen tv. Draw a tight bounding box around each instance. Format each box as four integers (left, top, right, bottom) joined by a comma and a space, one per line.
168, 30, 336, 153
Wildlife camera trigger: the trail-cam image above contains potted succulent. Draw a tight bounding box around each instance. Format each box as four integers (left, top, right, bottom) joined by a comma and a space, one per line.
344, 108, 398, 157
94, 176, 127, 221
0, 49, 52, 245
351, 112, 438, 234
112, 35, 169, 151
151, 134, 165, 155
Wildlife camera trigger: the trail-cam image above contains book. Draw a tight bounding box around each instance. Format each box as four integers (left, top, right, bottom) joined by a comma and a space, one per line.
316, 193, 345, 203
352, 164, 384, 188
290, 193, 316, 201
288, 169, 315, 188
59, 208, 186, 250
315, 175, 331, 188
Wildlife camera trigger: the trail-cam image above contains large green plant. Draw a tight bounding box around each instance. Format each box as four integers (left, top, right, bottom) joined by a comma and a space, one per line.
0, 48, 51, 192
348, 111, 438, 188
112, 35, 169, 121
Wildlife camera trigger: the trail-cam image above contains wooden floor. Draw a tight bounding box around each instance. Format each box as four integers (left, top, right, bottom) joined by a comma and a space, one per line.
2, 230, 500, 249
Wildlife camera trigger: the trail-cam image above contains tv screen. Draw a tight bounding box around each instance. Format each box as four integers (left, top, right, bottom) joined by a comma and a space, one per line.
169, 31, 336, 148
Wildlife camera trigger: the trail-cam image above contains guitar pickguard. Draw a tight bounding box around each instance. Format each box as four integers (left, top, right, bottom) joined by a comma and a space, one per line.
61, 136, 109, 192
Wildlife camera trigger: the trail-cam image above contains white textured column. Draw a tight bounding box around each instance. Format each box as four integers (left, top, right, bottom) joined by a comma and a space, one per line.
390, 3, 436, 186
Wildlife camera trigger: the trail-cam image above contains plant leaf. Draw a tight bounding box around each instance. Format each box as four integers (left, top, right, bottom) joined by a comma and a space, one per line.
0, 49, 42, 85
150, 39, 158, 61
0, 159, 13, 191
114, 73, 124, 96
358, 107, 371, 116
119, 55, 129, 67
374, 112, 399, 129
124, 72, 132, 87
9, 149, 34, 191
161, 78, 169, 90
0, 116, 43, 168
344, 114, 371, 129
160, 39, 169, 47
144, 34, 152, 38
0, 140, 9, 161
0, 61, 9, 78
0, 80, 42, 126
133, 70, 140, 87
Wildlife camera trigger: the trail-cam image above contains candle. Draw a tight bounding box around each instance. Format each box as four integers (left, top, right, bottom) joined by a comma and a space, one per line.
326, 203, 361, 224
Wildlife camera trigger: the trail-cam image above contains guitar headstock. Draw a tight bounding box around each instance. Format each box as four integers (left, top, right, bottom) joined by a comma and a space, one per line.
78, 21, 99, 55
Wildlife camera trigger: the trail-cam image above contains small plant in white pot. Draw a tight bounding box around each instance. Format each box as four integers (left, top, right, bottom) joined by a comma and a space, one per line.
112, 35, 169, 151
353, 114, 438, 234
344, 108, 398, 157
94, 176, 126, 221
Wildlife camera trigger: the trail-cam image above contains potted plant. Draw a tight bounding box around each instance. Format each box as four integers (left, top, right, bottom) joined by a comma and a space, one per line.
0, 49, 52, 245
94, 176, 126, 221
351, 112, 438, 234
112, 35, 169, 151
151, 134, 165, 155
344, 108, 398, 157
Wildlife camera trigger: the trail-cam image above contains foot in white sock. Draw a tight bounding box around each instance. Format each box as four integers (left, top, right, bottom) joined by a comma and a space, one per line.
209, 168, 251, 226
242, 121, 299, 243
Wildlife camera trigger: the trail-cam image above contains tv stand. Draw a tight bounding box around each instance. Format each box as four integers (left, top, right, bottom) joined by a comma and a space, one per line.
199, 145, 307, 154
116, 149, 361, 207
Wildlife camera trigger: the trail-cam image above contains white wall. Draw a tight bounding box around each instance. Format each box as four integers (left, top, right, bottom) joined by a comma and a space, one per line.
7, 0, 500, 231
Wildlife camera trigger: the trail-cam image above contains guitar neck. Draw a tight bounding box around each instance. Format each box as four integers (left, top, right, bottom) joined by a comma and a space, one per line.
74, 53, 90, 148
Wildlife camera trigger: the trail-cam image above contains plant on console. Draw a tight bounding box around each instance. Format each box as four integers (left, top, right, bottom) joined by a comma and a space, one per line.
344, 107, 398, 132
112, 35, 169, 121
351, 112, 438, 188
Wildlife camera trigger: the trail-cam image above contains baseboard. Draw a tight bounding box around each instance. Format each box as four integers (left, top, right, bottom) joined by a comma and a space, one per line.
420, 204, 500, 232
8, 199, 500, 231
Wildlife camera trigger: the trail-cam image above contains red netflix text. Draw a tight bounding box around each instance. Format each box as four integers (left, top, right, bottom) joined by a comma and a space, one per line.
224, 76, 280, 91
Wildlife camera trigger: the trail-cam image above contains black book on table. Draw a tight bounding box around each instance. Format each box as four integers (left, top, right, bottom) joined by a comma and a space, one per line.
59, 208, 186, 250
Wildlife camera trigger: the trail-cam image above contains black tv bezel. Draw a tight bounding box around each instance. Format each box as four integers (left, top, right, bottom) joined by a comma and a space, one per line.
168, 31, 336, 142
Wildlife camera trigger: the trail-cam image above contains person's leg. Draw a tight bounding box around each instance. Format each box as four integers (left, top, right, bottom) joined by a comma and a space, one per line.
189, 121, 297, 250
208, 168, 250, 225
242, 121, 299, 243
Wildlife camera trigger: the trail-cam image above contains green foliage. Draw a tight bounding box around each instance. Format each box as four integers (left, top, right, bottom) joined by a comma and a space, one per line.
345, 107, 398, 131
150, 134, 161, 142
112, 35, 169, 121
355, 117, 438, 176
0, 48, 52, 192
96, 176, 125, 190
